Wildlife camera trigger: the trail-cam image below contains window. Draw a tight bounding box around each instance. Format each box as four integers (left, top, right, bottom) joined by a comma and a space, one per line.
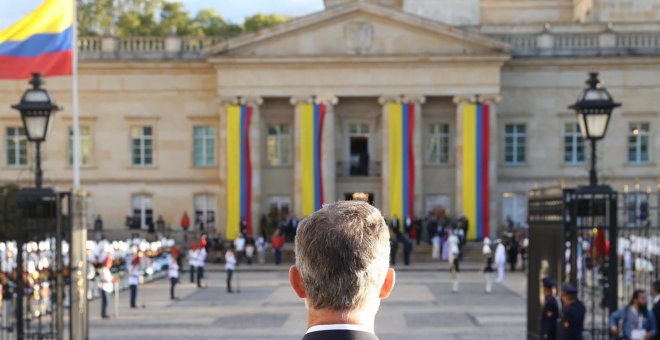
502, 192, 528, 228
628, 122, 650, 164
624, 192, 650, 227
348, 123, 369, 134
131, 126, 153, 166
6, 127, 27, 167
267, 124, 292, 166
563, 122, 585, 164
68, 126, 92, 166
426, 123, 450, 165
268, 196, 291, 218
194, 194, 216, 230
504, 124, 526, 164
131, 195, 153, 230
193, 126, 216, 167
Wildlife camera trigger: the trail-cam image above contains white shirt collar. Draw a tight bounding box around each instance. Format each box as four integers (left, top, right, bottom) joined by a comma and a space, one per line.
306, 324, 375, 335
654, 295, 660, 305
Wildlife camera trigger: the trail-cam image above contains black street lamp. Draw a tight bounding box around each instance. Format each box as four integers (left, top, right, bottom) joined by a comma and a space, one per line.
568, 72, 621, 186
11, 73, 61, 188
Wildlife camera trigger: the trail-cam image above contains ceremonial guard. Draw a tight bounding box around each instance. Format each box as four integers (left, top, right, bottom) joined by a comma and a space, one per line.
448, 230, 461, 292
225, 246, 237, 293
168, 251, 179, 300
482, 237, 494, 294
129, 254, 141, 308
188, 243, 197, 283
495, 239, 507, 282
197, 241, 207, 288
540, 278, 559, 340
558, 284, 585, 340
99, 256, 114, 319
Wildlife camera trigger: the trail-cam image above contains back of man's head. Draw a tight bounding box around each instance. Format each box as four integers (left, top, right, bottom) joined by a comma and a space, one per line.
294, 201, 391, 312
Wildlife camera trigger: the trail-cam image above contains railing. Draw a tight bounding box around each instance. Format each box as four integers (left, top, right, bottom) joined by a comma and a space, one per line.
483, 23, 660, 57
336, 161, 382, 177
77, 22, 660, 60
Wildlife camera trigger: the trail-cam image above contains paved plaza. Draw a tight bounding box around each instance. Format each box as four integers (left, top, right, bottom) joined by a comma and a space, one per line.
88, 265, 527, 339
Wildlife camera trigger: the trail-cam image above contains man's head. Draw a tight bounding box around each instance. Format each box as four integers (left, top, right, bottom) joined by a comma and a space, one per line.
290, 201, 395, 318
631, 289, 647, 309
560, 284, 578, 306
542, 277, 556, 297
653, 281, 660, 297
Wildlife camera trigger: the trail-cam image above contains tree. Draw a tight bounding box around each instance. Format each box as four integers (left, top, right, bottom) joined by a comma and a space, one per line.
158, 1, 195, 36
194, 9, 243, 37
243, 13, 290, 33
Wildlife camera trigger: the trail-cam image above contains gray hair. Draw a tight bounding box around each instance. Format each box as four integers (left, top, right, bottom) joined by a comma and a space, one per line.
295, 201, 390, 311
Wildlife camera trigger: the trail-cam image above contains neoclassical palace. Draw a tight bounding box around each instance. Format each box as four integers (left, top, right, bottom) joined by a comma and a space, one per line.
1, 0, 659, 239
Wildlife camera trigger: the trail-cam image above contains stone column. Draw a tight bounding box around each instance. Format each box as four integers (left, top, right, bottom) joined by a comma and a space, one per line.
453, 94, 500, 238
291, 95, 338, 217
379, 94, 425, 219
478, 94, 501, 237
218, 96, 263, 237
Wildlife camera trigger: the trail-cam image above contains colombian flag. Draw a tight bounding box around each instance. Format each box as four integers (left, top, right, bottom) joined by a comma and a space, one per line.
226, 104, 253, 239
0, 0, 73, 79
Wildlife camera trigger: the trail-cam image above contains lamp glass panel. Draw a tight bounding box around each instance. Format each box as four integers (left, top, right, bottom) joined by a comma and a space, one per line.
577, 113, 588, 138
585, 112, 609, 138
23, 90, 49, 103
24, 115, 48, 140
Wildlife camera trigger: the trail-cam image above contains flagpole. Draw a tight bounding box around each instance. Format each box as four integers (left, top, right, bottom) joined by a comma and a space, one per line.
72, 0, 81, 190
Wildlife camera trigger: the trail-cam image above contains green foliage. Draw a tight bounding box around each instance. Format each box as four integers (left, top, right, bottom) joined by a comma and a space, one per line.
243, 13, 290, 33
77, 0, 290, 37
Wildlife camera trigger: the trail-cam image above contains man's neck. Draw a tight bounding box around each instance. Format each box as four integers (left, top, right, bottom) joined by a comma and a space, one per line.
307, 308, 375, 331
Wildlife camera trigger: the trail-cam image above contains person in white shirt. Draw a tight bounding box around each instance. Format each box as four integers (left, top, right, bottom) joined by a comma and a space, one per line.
448, 230, 461, 293
234, 234, 246, 264
187, 243, 197, 284
495, 239, 507, 283
99, 256, 114, 319
128, 254, 141, 308
196, 244, 207, 288
168, 252, 180, 300
290, 201, 394, 340
225, 247, 237, 293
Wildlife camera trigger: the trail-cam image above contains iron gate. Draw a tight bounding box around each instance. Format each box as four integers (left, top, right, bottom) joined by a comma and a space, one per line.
528, 185, 660, 340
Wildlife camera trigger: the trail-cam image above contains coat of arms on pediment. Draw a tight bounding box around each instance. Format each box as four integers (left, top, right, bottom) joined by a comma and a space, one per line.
344, 21, 374, 55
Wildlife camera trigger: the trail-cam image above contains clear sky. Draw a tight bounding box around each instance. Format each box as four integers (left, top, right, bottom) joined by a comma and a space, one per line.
0, 0, 325, 31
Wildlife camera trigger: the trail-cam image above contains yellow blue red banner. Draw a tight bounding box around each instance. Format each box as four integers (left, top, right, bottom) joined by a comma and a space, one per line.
462, 103, 490, 240
0, 0, 73, 79
226, 105, 253, 239
388, 102, 415, 229
300, 103, 326, 216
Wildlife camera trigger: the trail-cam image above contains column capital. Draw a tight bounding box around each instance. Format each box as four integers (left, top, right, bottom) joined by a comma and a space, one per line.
314, 95, 339, 106
477, 94, 501, 104
452, 94, 477, 105
218, 96, 263, 106
290, 96, 314, 106
378, 94, 426, 105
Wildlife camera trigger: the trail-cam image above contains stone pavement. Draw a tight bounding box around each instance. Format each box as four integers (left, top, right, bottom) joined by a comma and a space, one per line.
88, 266, 527, 340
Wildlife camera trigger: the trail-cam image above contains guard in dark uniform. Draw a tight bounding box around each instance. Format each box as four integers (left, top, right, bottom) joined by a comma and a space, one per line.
559, 284, 586, 340
540, 278, 559, 340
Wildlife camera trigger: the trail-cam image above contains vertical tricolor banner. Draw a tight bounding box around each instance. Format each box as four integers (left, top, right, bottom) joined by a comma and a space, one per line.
300, 103, 326, 216
0, 0, 73, 79
462, 103, 490, 240
227, 105, 253, 239
388, 102, 415, 229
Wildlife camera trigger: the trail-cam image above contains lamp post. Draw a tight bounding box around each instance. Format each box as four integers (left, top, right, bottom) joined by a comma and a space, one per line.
568, 72, 621, 187
11, 73, 61, 188
10, 73, 60, 339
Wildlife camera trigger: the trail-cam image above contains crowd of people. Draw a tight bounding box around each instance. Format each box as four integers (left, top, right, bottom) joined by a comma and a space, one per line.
537, 277, 660, 340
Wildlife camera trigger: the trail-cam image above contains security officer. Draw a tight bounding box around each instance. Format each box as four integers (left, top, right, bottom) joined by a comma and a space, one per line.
540, 278, 559, 339
559, 284, 586, 340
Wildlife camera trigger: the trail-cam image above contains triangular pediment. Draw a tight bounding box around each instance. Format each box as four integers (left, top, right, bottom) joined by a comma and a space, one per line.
208, 2, 509, 58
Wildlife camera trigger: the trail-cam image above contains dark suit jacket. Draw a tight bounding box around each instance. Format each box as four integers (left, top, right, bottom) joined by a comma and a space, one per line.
302, 330, 378, 340
653, 299, 660, 340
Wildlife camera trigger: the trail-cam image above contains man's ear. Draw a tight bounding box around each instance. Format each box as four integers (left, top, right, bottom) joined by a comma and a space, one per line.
289, 265, 307, 299
379, 268, 395, 299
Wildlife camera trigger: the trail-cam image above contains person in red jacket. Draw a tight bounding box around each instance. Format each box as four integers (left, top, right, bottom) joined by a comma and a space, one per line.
181, 212, 190, 242
271, 229, 285, 265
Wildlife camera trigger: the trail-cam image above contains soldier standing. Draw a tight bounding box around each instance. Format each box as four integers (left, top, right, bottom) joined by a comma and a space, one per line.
558, 284, 585, 340
540, 278, 559, 339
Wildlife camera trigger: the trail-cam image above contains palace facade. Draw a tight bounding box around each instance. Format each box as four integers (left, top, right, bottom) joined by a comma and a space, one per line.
1, 0, 659, 238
